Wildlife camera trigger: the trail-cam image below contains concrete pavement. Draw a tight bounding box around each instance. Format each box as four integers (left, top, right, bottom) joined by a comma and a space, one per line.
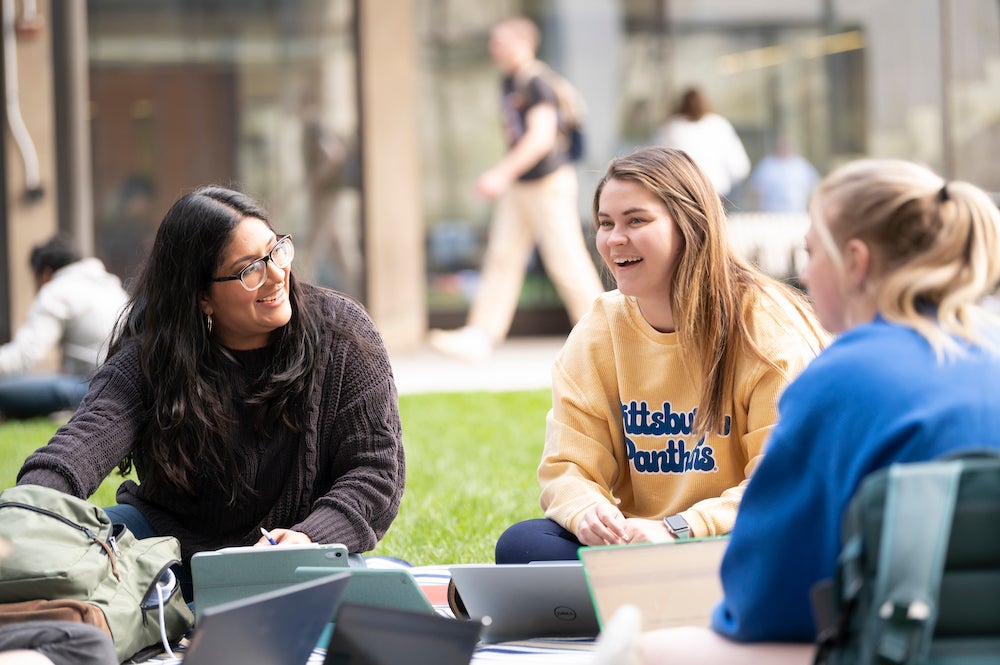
388, 336, 565, 395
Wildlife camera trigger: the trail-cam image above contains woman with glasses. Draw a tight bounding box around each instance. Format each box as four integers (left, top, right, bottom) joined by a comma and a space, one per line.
16, 186, 405, 600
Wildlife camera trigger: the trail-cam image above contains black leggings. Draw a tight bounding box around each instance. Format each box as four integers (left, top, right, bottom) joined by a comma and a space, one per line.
494, 518, 583, 564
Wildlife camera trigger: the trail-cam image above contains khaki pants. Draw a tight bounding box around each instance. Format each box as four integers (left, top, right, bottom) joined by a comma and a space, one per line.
468, 164, 604, 342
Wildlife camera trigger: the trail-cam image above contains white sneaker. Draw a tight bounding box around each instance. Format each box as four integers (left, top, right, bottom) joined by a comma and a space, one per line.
427, 326, 493, 364
593, 604, 643, 665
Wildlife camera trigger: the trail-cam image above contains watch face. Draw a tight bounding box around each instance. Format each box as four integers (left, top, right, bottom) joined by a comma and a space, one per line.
665, 515, 689, 532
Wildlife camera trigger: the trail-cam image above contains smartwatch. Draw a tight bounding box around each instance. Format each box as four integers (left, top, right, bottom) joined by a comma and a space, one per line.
663, 514, 690, 540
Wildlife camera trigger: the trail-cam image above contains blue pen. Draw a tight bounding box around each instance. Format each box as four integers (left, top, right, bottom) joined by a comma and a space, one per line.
260, 527, 278, 546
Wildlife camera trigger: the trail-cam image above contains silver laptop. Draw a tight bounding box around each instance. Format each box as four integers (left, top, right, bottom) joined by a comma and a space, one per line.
448, 562, 599, 643
182, 571, 351, 665
579, 537, 728, 632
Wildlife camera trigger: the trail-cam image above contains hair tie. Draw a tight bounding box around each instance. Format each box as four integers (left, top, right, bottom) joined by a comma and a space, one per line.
938, 183, 950, 202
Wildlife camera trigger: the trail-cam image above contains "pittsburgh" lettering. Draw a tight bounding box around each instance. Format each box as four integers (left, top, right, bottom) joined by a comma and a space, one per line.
619, 401, 732, 437
620, 401, 695, 436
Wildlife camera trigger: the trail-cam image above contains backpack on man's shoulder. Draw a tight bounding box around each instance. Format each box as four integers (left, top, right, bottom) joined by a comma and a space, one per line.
811, 452, 1000, 665
519, 61, 587, 161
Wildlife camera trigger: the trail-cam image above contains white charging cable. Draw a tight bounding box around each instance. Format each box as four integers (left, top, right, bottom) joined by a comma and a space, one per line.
155, 569, 177, 658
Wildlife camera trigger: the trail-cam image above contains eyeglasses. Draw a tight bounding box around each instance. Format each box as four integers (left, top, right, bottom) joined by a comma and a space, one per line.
210, 234, 294, 291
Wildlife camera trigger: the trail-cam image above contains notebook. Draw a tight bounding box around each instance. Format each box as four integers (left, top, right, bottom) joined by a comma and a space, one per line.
579, 536, 728, 631
323, 602, 483, 665
447, 562, 600, 643
182, 571, 351, 665
190, 543, 349, 620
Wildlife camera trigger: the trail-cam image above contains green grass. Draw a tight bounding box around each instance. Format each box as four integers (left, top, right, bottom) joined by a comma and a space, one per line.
0, 419, 132, 507
0, 389, 552, 565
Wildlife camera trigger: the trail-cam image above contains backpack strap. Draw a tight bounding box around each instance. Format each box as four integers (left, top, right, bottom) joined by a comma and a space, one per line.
862, 460, 962, 665
513, 62, 579, 127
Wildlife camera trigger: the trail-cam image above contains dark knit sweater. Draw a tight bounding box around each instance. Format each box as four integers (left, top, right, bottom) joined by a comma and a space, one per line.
17, 285, 405, 561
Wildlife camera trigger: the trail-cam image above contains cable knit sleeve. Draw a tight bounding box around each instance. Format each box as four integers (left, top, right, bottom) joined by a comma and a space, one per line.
292, 292, 405, 552
16, 345, 148, 498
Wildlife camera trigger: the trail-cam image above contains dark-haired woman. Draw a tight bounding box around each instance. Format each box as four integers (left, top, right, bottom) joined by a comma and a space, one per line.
17, 186, 405, 599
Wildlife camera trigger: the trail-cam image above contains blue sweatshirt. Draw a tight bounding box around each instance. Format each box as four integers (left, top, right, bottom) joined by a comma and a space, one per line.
712, 316, 1000, 642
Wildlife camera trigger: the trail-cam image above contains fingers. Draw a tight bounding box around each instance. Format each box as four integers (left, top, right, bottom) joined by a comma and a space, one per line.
578, 504, 629, 546
252, 528, 313, 547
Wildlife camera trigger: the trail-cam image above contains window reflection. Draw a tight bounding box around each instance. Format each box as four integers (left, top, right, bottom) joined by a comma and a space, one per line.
87, 0, 363, 298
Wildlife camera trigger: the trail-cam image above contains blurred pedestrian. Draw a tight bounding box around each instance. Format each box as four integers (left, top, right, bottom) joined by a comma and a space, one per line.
747, 136, 820, 212
654, 86, 750, 199
0, 235, 128, 420
428, 16, 604, 364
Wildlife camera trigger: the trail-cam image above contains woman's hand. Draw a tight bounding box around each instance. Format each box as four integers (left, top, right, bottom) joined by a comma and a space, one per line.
254, 528, 313, 546
622, 518, 673, 544
576, 503, 629, 546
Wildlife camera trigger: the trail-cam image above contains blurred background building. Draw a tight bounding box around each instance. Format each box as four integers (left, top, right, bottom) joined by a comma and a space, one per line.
2, 0, 999, 353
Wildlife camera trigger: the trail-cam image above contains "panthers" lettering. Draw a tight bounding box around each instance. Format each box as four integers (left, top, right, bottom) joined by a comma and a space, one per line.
625, 437, 717, 473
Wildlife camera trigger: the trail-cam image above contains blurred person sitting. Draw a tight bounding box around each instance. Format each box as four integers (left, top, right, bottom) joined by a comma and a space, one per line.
0, 235, 128, 420
747, 135, 820, 213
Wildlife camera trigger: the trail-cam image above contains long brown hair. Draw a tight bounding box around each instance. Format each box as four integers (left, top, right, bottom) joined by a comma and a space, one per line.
593, 147, 824, 436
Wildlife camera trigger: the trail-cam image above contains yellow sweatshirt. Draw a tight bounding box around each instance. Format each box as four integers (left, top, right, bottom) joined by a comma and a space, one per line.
539, 289, 824, 538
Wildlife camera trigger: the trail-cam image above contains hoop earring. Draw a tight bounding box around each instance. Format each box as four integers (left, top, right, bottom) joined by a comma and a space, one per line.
206, 313, 213, 334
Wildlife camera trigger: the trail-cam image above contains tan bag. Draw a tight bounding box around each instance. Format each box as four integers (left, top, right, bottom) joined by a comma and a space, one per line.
0, 598, 111, 635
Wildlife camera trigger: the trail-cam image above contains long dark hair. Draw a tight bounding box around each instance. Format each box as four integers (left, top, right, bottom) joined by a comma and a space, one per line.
110, 186, 322, 498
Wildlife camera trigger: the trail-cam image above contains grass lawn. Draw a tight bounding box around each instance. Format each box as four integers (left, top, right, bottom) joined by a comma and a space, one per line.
0, 389, 552, 565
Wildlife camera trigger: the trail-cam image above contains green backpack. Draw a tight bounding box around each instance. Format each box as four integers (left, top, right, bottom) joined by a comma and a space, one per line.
0, 485, 194, 662
812, 454, 1000, 665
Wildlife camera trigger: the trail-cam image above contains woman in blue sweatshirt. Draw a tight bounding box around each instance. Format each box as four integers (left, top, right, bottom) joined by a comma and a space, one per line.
596, 158, 1000, 664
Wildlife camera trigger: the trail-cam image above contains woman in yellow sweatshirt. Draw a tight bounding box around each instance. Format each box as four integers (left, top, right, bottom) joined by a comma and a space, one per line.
495, 147, 827, 563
